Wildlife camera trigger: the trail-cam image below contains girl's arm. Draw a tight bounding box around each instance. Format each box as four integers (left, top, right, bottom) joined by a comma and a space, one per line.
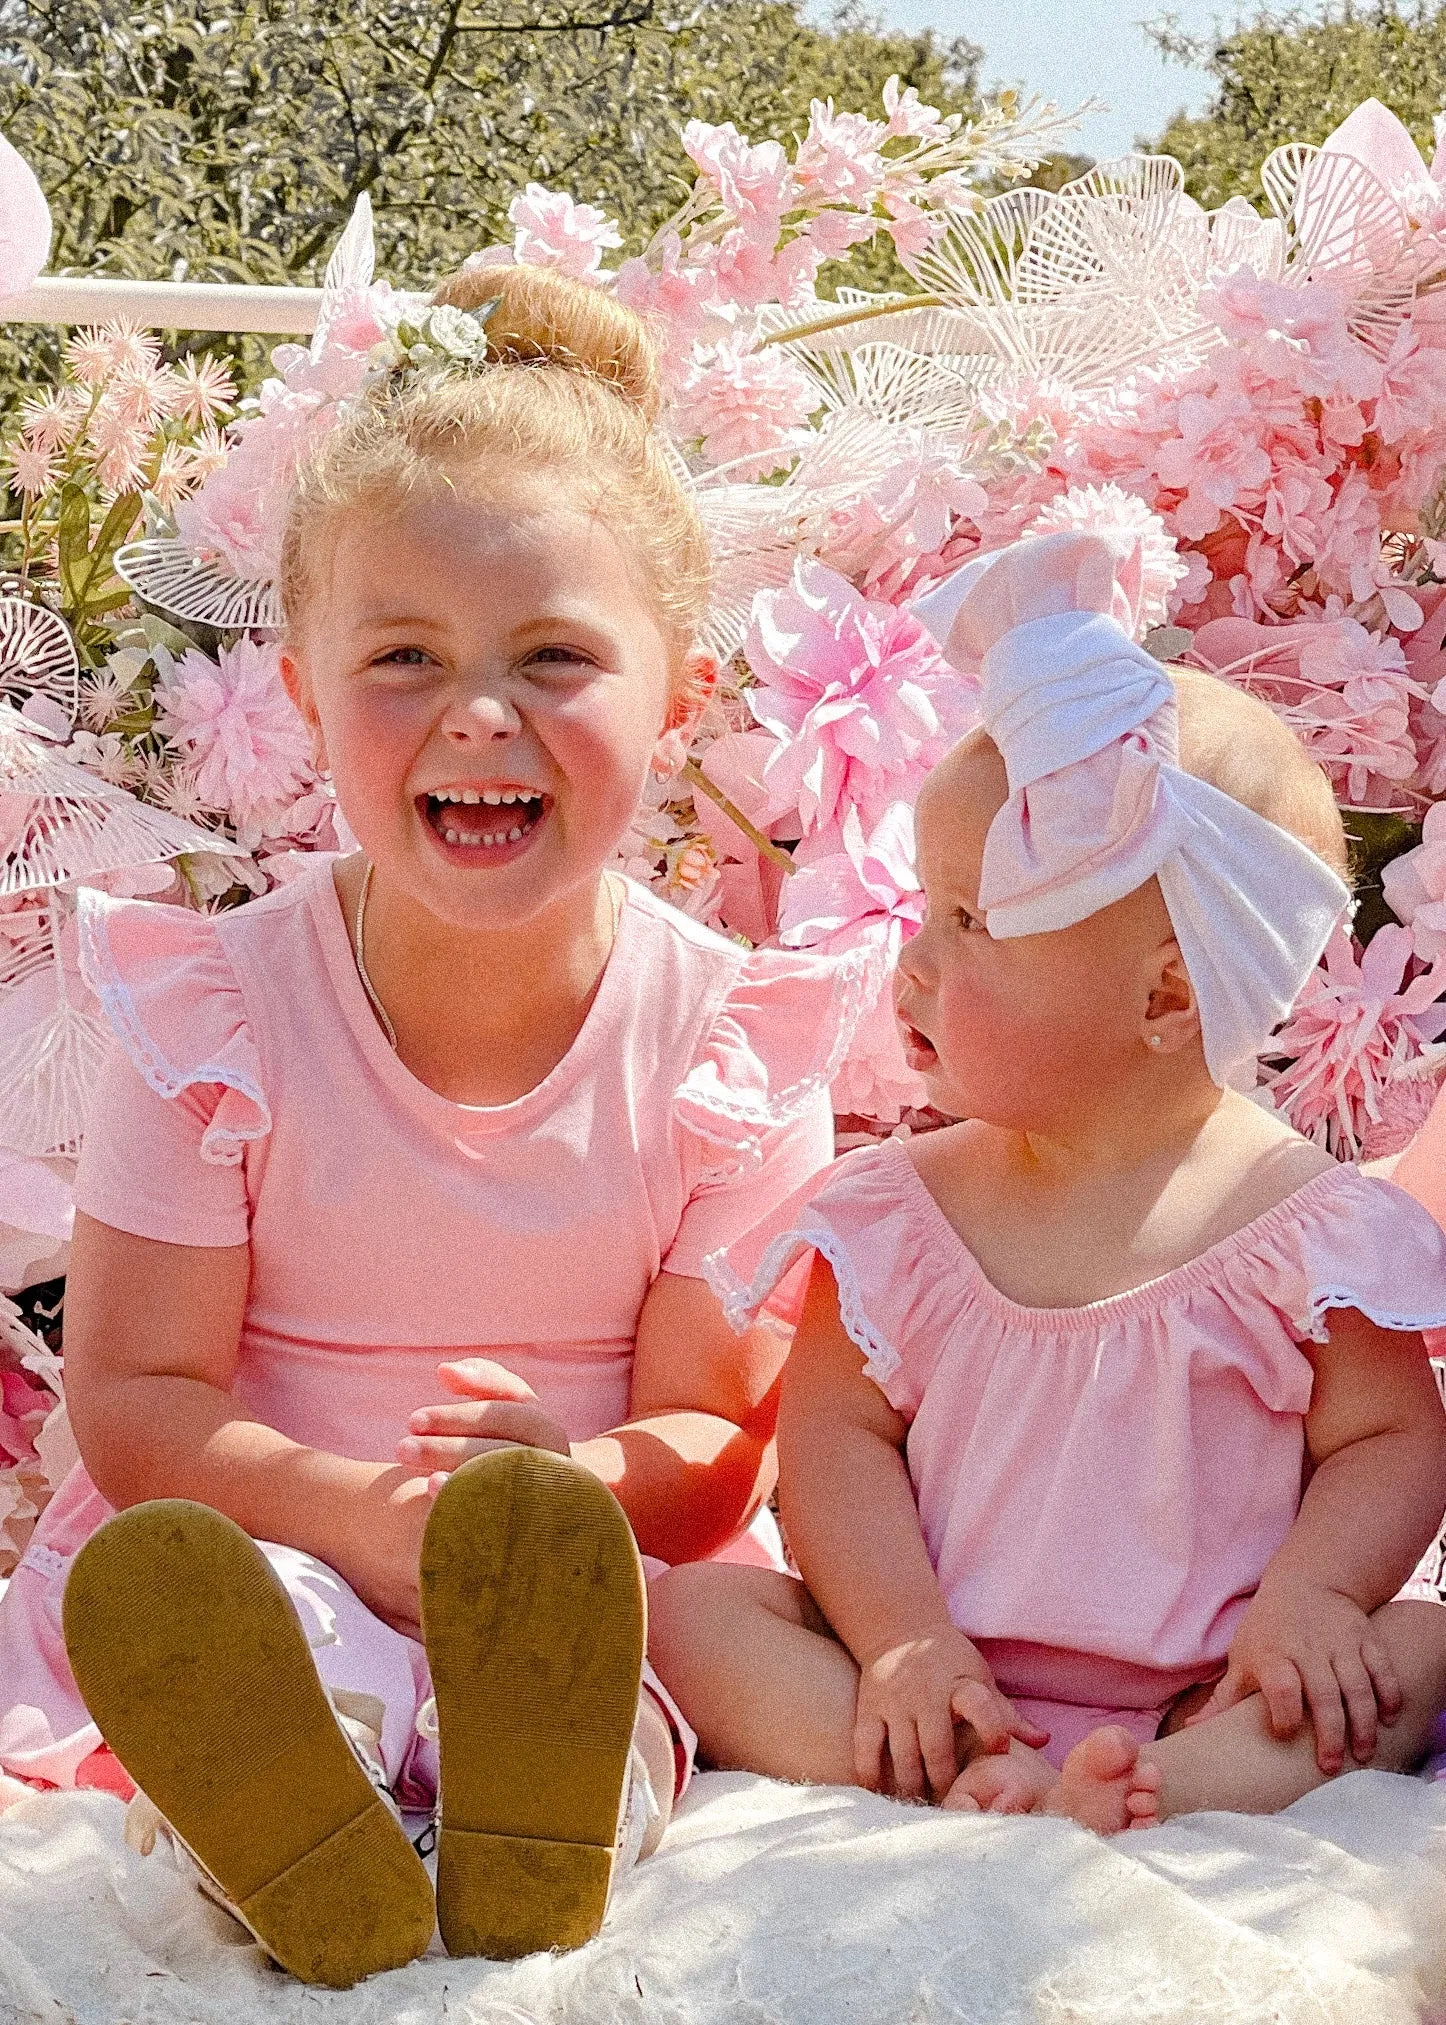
1193, 1308, 1446, 1770
63, 1213, 439, 1638
401, 1272, 789, 1565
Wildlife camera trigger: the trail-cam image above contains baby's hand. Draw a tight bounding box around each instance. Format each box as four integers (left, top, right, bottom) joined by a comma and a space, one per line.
1188, 1577, 1402, 1774
396, 1358, 572, 1473
854, 1627, 1049, 1801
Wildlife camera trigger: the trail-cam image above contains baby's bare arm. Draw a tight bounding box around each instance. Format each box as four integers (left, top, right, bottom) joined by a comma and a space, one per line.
64, 1212, 436, 1636
1200, 1309, 1446, 1769
1292, 1309, 1446, 1606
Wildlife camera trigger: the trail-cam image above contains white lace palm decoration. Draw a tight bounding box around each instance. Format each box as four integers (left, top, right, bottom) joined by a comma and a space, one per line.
0, 598, 80, 727
0, 905, 110, 1156
0, 706, 227, 896
899, 159, 1226, 393
112, 539, 285, 631
1260, 142, 1415, 356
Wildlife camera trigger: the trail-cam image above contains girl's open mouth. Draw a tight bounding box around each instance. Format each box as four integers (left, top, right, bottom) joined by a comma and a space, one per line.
418, 785, 551, 863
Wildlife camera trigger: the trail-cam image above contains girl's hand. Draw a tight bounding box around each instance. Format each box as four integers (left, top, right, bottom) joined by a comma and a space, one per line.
853, 1627, 1049, 1800
396, 1358, 572, 1473
1187, 1577, 1402, 1774
337, 1468, 444, 1641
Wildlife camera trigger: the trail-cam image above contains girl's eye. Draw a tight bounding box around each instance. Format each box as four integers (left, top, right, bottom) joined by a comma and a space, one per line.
528, 645, 597, 671
954, 906, 987, 934
372, 646, 434, 670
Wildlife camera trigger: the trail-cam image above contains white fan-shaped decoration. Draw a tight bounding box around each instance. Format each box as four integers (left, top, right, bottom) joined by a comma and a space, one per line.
1209, 195, 1289, 280
900, 158, 1224, 394
0, 906, 110, 1157
113, 538, 284, 631
313, 193, 377, 351
691, 474, 845, 662
0, 598, 79, 726
1260, 141, 1415, 355
787, 341, 981, 441
0, 705, 228, 896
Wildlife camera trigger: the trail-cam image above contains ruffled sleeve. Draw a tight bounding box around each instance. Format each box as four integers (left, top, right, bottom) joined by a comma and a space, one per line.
77, 890, 270, 1166
704, 1142, 956, 1416
663, 939, 883, 1286
72, 892, 268, 1249
1244, 1165, 1446, 1346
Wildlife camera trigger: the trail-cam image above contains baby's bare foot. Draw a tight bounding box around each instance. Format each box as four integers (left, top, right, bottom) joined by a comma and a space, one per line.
1047, 1726, 1163, 1834
943, 1738, 1058, 1815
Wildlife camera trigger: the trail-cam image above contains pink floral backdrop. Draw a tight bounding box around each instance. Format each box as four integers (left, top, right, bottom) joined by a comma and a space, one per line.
3, 90, 1446, 1559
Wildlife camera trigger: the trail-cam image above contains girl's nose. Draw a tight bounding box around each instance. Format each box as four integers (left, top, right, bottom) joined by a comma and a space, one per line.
443, 686, 521, 743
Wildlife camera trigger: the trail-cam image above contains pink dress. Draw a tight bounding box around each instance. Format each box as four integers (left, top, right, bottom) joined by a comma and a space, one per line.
713, 1139, 1446, 1766
0, 859, 873, 1797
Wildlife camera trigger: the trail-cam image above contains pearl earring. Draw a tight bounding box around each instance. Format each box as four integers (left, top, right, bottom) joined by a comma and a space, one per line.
1146, 1034, 1163, 1049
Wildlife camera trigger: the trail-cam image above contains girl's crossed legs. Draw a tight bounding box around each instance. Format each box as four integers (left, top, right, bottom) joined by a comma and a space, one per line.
649, 1564, 1446, 1829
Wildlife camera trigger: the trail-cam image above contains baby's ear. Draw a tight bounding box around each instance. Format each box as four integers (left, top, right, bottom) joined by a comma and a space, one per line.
1141, 939, 1202, 1057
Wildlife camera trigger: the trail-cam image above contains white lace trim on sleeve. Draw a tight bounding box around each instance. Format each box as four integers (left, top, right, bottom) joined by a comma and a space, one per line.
676, 939, 884, 1173
1297, 1284, 1446, 1345
703, 1220, 901, 1386
78, 895, 272, 1167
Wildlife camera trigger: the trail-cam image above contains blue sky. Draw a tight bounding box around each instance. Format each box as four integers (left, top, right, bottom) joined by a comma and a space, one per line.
873, 0, 1231, 158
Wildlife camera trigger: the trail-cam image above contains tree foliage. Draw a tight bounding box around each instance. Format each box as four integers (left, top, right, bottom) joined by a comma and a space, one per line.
0, 0, 981, 286
1148, 2, 1446, 208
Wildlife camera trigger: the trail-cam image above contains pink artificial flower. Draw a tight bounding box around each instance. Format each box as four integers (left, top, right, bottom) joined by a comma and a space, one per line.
881, 76, 953, 142
671, 334, 818, 475
18, 388, 85, 453
1152, 384, 1272, 540
613, 233, 716, 354
508, 183, 621, 279
1382, 801, 1446, 959
1359, 1067, 1442, 1160
1265, 925, 1446, 1155
806, 208, 879, 259
794, 101, 888, 208
1027, 485, 1186, 632
779, 800, 928, 1122
172, 353, 240, 429
5, 440, 52, 497
880, 191, 942, 261
745, 558, 975, 833
681, 122, 795, 235
157, 638, 315, 835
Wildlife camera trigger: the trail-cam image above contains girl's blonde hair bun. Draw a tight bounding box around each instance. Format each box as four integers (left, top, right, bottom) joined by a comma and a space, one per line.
432, 263, 662, 426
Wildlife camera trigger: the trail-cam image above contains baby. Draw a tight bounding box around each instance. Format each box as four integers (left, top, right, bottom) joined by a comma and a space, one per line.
649, 527, 1446, 1829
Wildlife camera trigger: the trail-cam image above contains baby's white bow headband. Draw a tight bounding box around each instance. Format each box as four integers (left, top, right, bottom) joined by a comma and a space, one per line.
912, 529, 1352, 1085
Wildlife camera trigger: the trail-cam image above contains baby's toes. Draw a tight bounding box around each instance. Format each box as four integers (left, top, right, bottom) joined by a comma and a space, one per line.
1052, 1725, 1156, 1835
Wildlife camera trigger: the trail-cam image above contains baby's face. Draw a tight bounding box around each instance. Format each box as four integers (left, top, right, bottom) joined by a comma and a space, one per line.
282, 471, 686, 934
896, 734, 1178, 1126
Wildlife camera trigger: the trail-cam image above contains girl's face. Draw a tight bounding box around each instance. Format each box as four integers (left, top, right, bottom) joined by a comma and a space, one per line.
895, 734, 1183, 1127
281, 475, 702, 934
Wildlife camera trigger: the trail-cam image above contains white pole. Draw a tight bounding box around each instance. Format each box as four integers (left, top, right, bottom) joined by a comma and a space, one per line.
0, 275, 322, 334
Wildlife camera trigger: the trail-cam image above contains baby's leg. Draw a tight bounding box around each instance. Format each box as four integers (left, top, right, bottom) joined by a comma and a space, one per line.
647, 1562, 862, 1785
1143, 1599, 1446, 1819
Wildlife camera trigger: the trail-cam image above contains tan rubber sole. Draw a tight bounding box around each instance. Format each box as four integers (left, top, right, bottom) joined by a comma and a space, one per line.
63, 1502, 435, 1988
419, 1448, 646, 1961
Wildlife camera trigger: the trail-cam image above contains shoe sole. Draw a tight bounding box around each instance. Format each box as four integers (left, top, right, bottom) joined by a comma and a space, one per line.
63, 1502, 436, 1988
419, 1448, 646, 1960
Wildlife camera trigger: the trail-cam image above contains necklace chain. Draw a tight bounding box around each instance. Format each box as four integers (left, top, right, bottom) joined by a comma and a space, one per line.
353, 861, 399, 1051
352, 862, 626, 1061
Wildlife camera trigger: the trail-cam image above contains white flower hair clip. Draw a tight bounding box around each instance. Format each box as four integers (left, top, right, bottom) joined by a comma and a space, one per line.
367, 297, 501, 390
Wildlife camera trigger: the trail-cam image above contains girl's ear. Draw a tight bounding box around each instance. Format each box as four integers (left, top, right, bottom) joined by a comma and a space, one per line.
280, 645, 329, 774
1141, 938, 1202, 1058
651, 650, 718, 780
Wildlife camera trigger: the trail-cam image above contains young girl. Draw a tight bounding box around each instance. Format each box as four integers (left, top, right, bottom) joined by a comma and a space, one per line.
0, 266, 874, 1983
649, 527, 1446, 1831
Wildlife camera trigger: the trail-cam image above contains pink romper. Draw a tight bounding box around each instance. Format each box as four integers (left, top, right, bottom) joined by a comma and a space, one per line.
0, 859, 873, 1802
714, 1139, 1446, 1766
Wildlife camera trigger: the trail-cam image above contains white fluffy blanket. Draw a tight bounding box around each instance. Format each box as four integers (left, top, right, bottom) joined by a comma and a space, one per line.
2, 1771, 1444, 2025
